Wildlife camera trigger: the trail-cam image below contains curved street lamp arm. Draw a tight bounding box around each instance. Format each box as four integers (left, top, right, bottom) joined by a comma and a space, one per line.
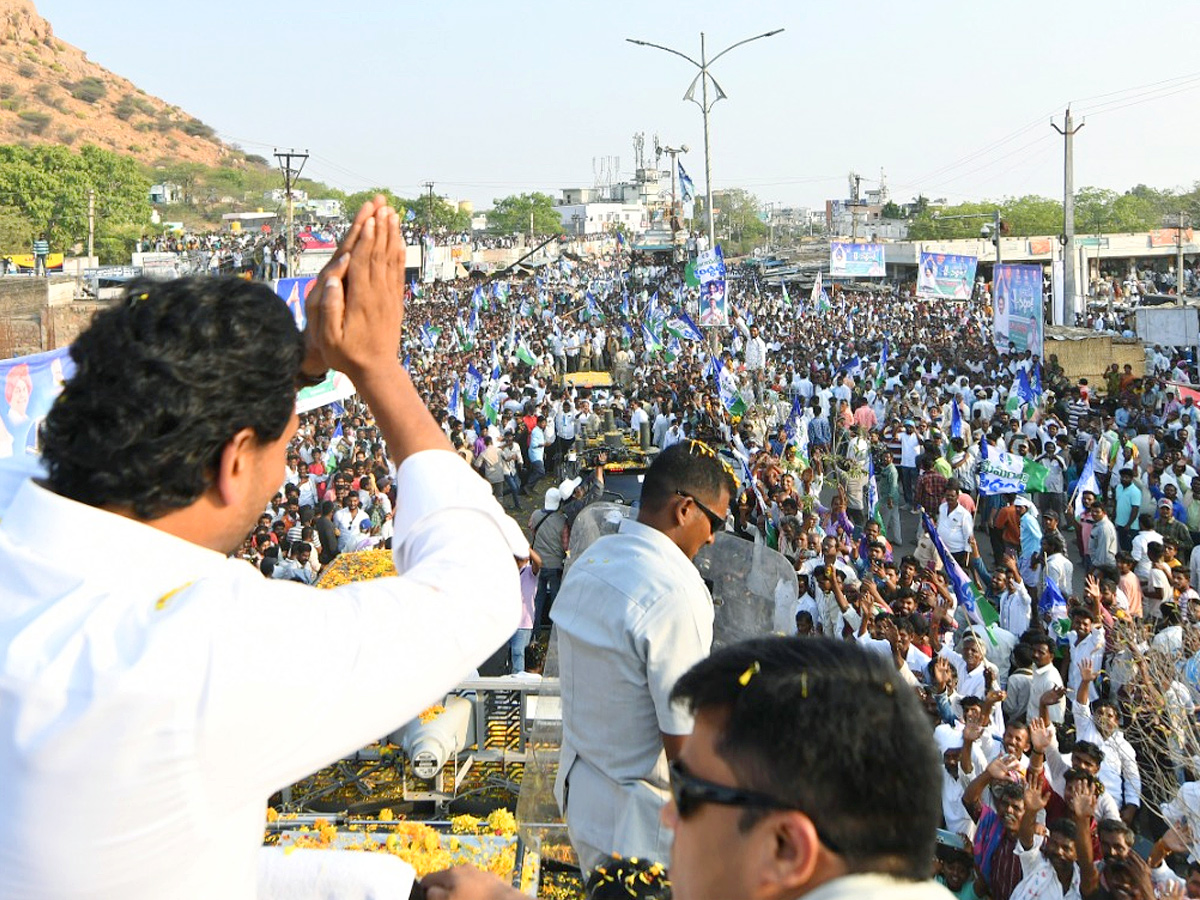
706, 28, 785, 67
625, 38, 701, 70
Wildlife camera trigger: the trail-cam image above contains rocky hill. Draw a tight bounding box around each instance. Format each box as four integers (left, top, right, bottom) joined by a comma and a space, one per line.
0, 0, 232, 167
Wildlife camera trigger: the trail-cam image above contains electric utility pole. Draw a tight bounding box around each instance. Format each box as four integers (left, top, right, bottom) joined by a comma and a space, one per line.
274, 148, 308, 279
1051, 108, 1083, 323
422, 181, 436, 227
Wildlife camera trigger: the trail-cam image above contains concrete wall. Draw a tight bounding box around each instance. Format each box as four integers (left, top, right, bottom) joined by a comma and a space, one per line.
1046, 331, 1146, 393
0, 277, 112, 359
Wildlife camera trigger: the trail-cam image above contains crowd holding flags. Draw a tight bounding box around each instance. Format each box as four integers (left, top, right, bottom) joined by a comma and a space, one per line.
978, 432, 1049, 495
919, 512, 998, 629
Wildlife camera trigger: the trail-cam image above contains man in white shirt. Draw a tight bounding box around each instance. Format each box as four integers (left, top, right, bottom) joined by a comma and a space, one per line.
996, 559, 1033, 636
936, 479, 973, 568
629, 399, 650, 438
1073, 659, 1141, 822
742, 324, 767, 372
1028, 634, 1066, 725
551, 440, 735, 873
0, 198, 521, 900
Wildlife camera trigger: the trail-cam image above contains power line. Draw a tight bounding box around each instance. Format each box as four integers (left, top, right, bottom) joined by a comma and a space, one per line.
902, 110, 1058, 189
1072, 69, 1200, 108
1079, 79, 1200, 119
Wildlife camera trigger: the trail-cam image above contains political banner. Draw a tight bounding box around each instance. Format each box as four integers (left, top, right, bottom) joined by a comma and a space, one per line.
696, 245, 728, 327
0, 346, 73, 463
992, 264, 1044, 357
978, 447, 1049, 495
422, 234, 437, 283
296, 370, 357, 414
297, 231, 336, 251
829, 242, 885, 278
916, 251, 977, 300
274, 276, 316, 331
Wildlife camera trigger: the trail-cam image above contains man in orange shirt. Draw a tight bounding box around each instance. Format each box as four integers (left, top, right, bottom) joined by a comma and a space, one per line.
993, 495, 1022, 564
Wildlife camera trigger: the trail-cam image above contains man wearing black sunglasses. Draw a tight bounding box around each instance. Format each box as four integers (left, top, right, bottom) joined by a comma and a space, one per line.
549, 439, 735, 874
662, 637, 949, 900
424, 636, 950, 900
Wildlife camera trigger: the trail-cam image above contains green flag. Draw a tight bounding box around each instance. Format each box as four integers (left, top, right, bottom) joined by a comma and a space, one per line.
515, 344, 538, 367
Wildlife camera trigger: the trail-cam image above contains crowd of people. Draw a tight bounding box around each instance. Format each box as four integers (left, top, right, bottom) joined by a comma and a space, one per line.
13, 187, 1200, 898
281, 243, 1200, 898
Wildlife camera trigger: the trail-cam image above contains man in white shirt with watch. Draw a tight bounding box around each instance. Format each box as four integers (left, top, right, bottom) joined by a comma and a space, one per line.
0, 197, 521, 900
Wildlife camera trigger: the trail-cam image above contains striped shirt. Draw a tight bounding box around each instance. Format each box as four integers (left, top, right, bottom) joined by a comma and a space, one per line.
974, 807, 1024, 900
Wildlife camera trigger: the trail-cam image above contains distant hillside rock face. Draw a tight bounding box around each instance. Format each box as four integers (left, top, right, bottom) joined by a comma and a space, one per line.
0, 0, 237, 167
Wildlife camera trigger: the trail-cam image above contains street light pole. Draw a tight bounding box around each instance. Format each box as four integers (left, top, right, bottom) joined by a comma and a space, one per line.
627, 28, 784, 250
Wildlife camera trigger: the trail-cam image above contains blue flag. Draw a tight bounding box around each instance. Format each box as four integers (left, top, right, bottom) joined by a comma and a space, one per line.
678, 161, 696, 204
784, 396, 803, 440
1039, 572, 1069, 625
951, 399, 963, 439
920, 512, 982, 625
449, 378, 464, 423
419, 323, 437, 351
1016, 368, 1037, 407
465, 363, 483, 403
641, 321, 662, 352
1031, 361, 1044, 397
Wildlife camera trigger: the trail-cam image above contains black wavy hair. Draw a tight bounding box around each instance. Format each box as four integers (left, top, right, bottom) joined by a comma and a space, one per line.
671, 636, 941, 881
639, 439, 737, 511
42, 276, 303, 519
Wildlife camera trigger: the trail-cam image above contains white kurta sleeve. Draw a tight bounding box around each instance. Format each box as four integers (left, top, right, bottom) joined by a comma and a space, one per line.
196, 450, 522, 797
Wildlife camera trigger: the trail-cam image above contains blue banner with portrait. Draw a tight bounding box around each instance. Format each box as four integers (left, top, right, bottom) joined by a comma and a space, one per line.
992, 264, 1044, 357
0, 346, 74, 464
916, 251, 978, 300
829, 242, 885, 278
695, 245, 728, 327
275, 276, 316, 330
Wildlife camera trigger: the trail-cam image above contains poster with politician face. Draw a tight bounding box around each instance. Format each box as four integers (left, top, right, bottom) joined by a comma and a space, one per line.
696, 245, 728, 327
0, 347, 73, 462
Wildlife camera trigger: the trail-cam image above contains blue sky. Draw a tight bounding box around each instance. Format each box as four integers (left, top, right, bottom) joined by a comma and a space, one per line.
37, 0, 1200, 211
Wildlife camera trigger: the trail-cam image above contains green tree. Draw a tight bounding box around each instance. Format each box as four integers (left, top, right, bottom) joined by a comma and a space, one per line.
487, 192, 563, 235
707, 188, 766, 255
881, 200, 904, 219
0, 144, 150, 261
908, 195, 1062, 240
162, 162, 205, 205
